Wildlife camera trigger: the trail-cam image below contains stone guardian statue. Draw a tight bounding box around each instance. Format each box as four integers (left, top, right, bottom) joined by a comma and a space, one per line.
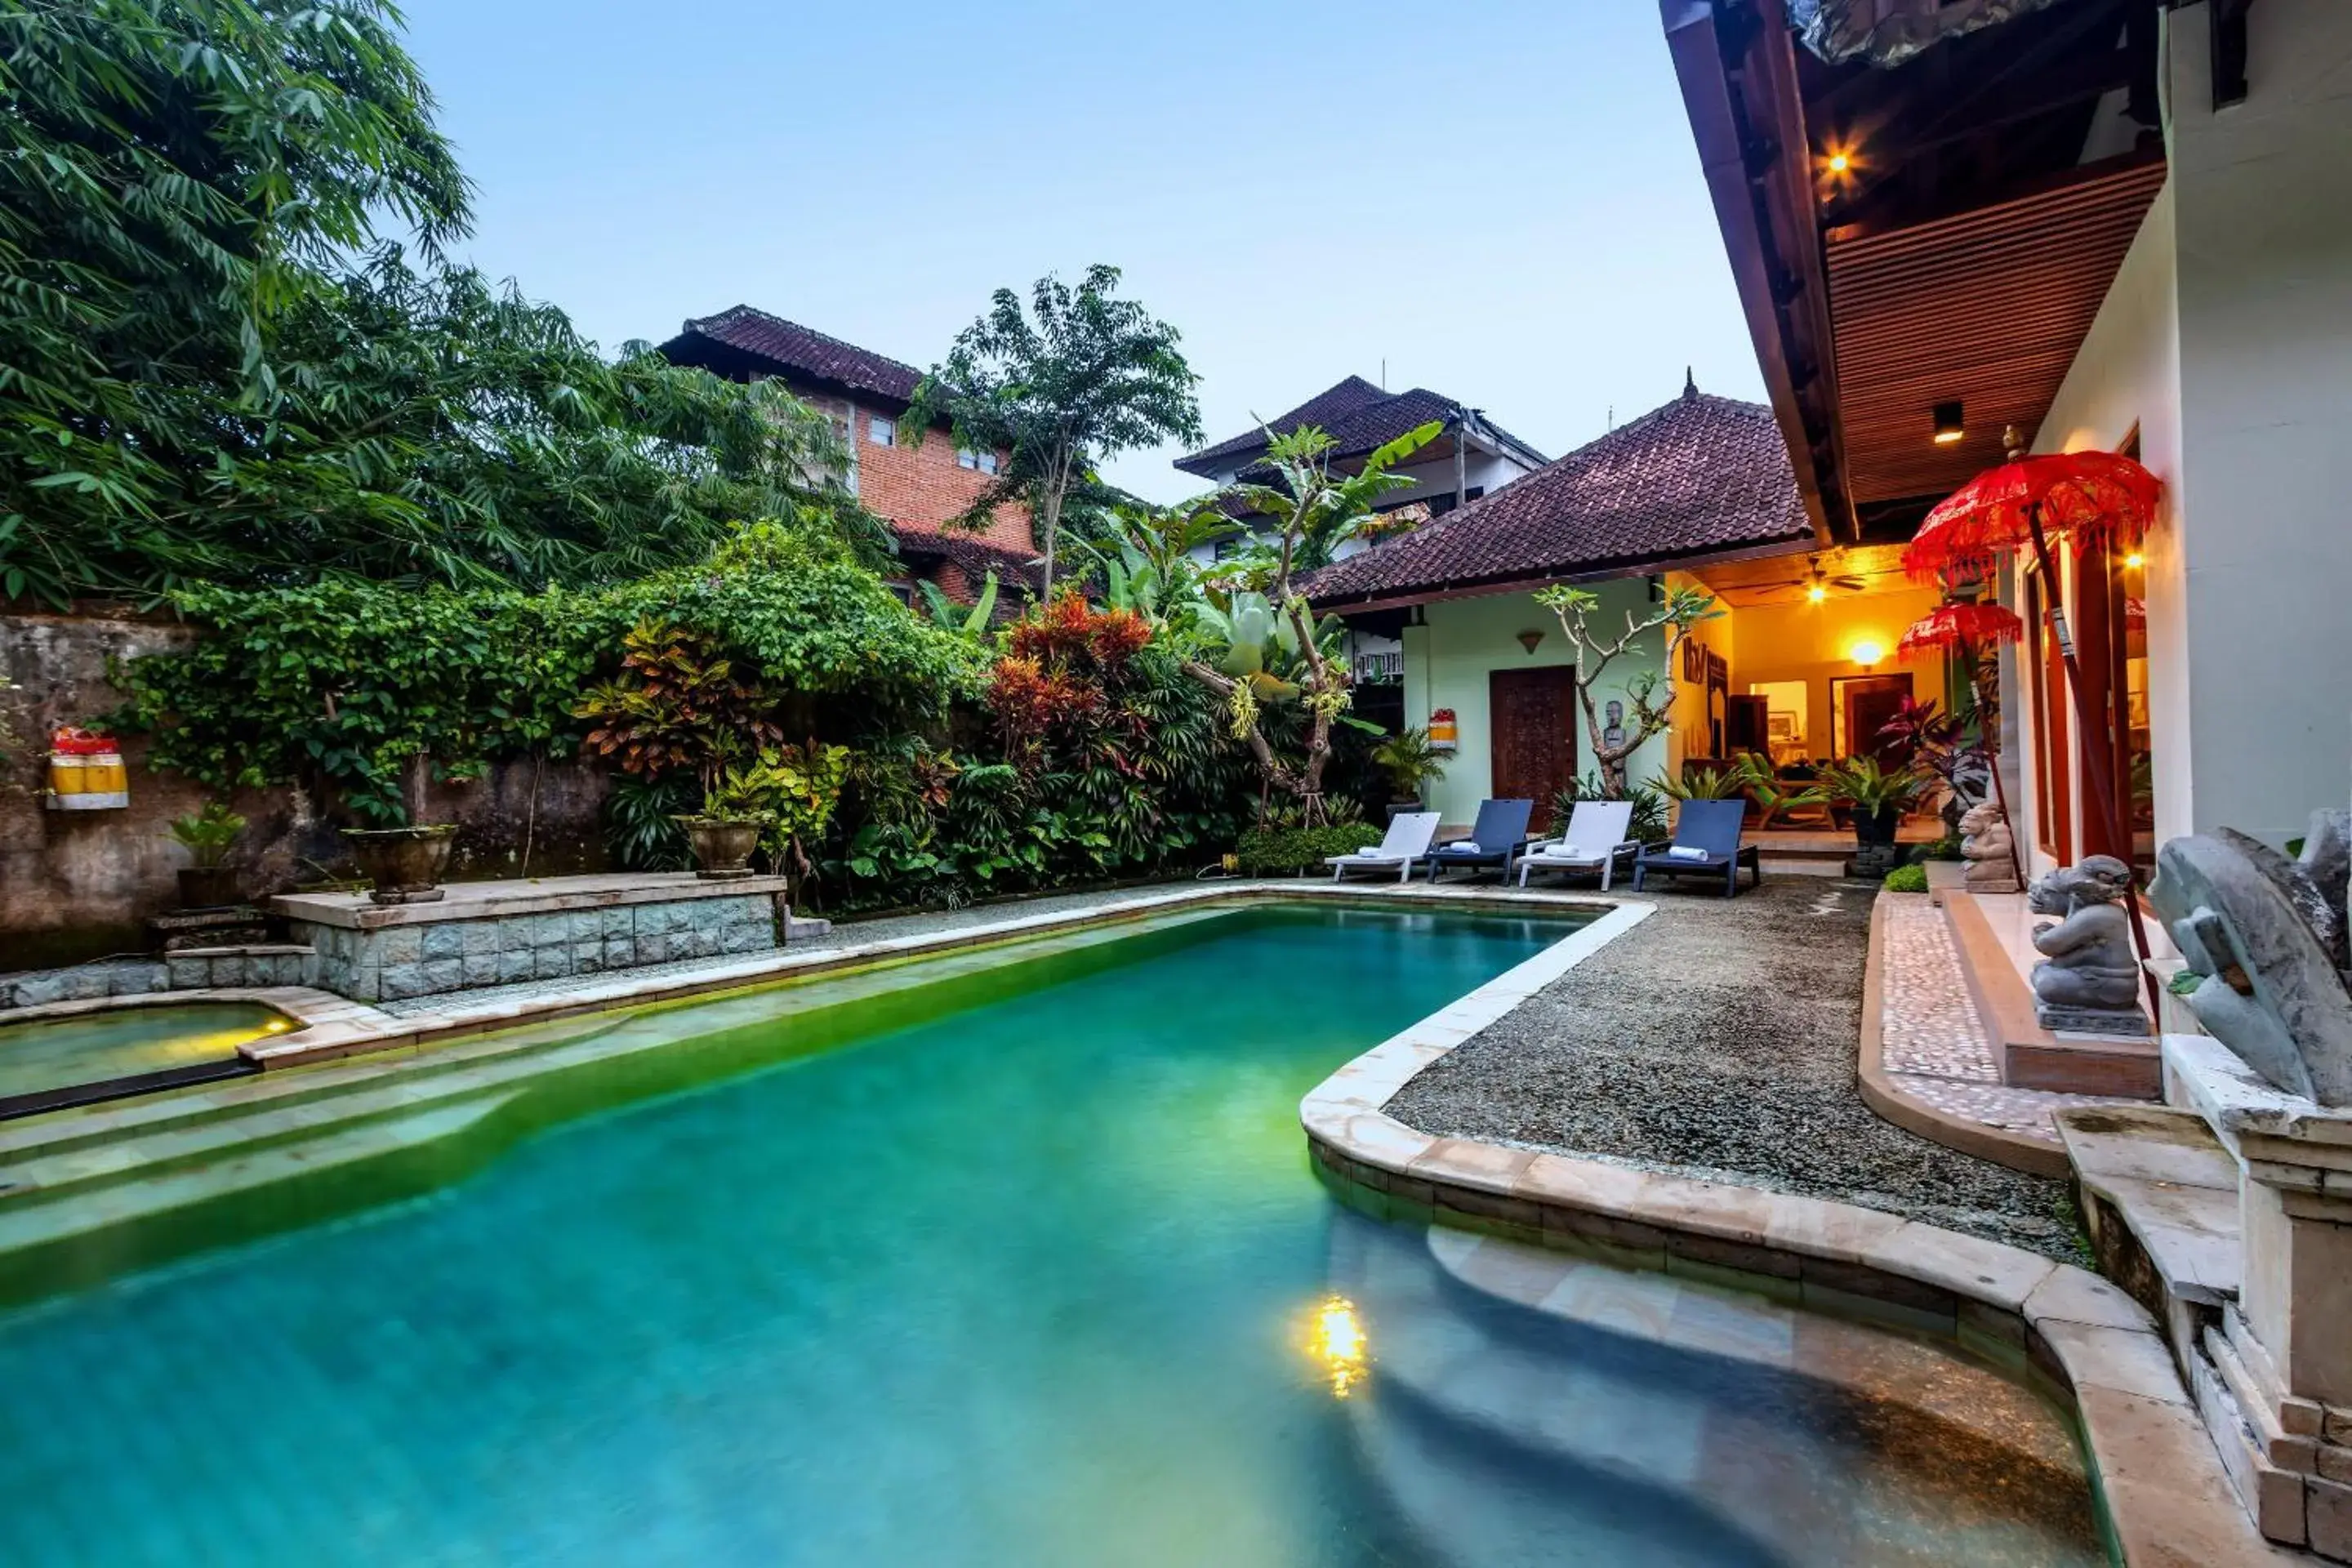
2027, 855, 2150, 1034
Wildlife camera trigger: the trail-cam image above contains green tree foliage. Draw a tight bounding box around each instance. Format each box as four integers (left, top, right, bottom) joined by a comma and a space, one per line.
0, 1, 868, 599
905, 265, 1203, 597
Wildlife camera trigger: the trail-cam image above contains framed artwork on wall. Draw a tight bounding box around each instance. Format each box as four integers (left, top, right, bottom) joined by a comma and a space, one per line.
1681, 640, 1703, 682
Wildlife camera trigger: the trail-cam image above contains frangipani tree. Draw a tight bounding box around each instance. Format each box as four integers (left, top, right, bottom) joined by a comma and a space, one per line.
1138, 420, 1441, 824
1533, 581, 1723, 797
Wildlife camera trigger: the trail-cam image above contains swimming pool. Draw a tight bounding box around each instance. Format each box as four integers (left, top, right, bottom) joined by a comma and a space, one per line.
0, 1000, 284, 1116
0, 903, 2098, 1566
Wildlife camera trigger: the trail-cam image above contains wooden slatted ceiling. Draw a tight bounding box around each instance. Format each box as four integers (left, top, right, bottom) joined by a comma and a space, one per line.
1826, 154, 2167, 505
1692, 543, 1913, 608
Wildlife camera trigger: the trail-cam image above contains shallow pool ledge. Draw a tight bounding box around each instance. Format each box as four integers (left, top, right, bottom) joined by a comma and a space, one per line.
1299, 905, 2296, 1568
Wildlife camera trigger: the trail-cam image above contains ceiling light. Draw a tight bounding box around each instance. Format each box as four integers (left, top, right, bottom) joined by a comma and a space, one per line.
2124, 550, 2146, 570
1806, 582, 1828, 604
1932, 401, 1966, 445
1826, 149, 1851, 175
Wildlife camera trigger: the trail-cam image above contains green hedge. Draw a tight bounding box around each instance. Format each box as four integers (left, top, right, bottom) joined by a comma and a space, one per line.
1882, 862, 1930, 893
1235, 822, 1383, 876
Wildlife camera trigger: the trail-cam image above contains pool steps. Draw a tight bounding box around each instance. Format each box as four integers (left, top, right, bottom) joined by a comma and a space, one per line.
0, 906, 1302, 1305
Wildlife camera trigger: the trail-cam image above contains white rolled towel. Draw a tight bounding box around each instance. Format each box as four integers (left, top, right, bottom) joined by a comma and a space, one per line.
1666, 844, 1711, 861
1446, 840, 1482, 854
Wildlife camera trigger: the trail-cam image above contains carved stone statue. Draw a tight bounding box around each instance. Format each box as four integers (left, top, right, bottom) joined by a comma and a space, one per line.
1958, 801, 2020, 893
2149, 810, 2352, 1105
2028, 855, 2150, 1034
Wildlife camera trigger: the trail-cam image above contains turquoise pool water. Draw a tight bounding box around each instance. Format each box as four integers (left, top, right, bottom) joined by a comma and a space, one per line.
0, 905, 2098, 1566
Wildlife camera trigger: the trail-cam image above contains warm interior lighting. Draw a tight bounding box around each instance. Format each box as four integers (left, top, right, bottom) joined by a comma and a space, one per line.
1931, 400, 1966, 445
1806, 581, 1828, 604
1306, 1294, 1369, 1399
1828, 151, 1851, 174
2124, 550, 2146, 570
1850, 639, 1886, 667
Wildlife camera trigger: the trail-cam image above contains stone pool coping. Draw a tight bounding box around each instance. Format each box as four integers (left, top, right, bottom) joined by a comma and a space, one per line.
267, 871, 795, 930
1299, 908, 2294, 1567
0, 986, 397, 1061
219, 879, 1627, 1071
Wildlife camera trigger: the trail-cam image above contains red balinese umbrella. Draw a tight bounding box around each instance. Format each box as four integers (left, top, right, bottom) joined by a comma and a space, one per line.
1902, 449, 2162, 586
1895, 600, 2025, 663
1905, 443, 2164, 1009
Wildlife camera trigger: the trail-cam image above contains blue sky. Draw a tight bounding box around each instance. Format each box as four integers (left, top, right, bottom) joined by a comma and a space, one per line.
399, 0, 1764, 502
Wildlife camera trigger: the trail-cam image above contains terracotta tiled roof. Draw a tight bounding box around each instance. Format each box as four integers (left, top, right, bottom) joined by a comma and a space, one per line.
1303, 388, 1812, 608
1177, 375, 1548, 479
1176, 376, 1391, 474
661, 306, 926, 407
889, 525, 1042, 598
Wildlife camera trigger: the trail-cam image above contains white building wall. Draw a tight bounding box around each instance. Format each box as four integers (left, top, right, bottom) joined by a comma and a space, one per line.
2025, 185, 2185, 868
2163, 0, 2352, 846
2012, 0, 2352, 860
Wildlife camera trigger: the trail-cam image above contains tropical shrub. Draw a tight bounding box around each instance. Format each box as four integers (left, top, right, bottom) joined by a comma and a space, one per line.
1882, 862, 1930, 893
117, 519, 971, 826
1552, 773, 1669, 844
1233, 822, 1383, 876
1370, 728, 1448, 804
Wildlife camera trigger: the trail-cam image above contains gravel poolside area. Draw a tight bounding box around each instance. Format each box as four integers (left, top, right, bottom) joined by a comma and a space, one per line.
1383, 875, 2085, 1260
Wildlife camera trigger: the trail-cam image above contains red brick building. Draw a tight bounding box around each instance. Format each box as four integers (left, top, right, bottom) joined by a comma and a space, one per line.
659, 306, 1036, 605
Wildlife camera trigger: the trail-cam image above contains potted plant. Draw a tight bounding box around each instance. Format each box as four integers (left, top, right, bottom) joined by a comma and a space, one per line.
674, 757, 778, 880
168, 801, 247, 908
340, 751, 460, 905
1815, 755, 1930, 862
1370, 727, 1449, 819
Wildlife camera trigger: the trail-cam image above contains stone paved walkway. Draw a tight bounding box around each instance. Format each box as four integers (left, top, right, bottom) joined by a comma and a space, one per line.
1878, 897, 2123, 1144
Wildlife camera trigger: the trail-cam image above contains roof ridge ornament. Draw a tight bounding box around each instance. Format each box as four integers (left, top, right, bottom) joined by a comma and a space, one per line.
1682, 366, 1698, 401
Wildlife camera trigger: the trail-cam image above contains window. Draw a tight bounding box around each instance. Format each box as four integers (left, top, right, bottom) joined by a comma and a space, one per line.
956, 448, 999, 474
866, 415, 895, 447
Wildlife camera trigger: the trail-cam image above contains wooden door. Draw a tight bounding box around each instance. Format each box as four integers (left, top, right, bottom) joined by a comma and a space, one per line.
1725, 694, 1769, 757
1834, 674, 1913, 768
1489, 667, 1578, 830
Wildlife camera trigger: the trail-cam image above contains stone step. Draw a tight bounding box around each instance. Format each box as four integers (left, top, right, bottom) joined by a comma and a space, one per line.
0, 1094, 519, 1309
1944, 892, 2159, 1098
1364, 1224, 2105, 1564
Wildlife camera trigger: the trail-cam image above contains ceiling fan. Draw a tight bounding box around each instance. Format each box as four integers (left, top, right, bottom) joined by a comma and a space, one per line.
1748, 555, 1871, 603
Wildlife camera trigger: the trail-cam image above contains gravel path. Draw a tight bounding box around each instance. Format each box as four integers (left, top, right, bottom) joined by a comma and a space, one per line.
1383, 875, 2085, 1260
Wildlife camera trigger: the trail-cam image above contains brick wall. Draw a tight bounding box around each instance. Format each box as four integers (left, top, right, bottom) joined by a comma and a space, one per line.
787, 381, 1027, 551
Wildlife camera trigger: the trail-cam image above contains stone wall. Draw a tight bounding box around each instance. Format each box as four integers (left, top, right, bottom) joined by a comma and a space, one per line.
294, 892, 781, 1004
1, 605, 614, 969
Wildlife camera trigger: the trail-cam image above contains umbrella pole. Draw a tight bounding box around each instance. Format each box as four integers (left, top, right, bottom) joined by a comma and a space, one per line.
2021, 505, 2163, 1019
1962, 635, 2028, 888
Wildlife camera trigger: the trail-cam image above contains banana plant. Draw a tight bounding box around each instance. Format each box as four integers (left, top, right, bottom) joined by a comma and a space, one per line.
915, 569, 1000, 636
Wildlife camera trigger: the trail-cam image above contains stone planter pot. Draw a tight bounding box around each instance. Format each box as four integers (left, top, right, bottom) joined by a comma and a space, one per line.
1851, 804, 1903, 846
341, 825, 457, 906
676, 817, 765, 880
176, 866, 243, 910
